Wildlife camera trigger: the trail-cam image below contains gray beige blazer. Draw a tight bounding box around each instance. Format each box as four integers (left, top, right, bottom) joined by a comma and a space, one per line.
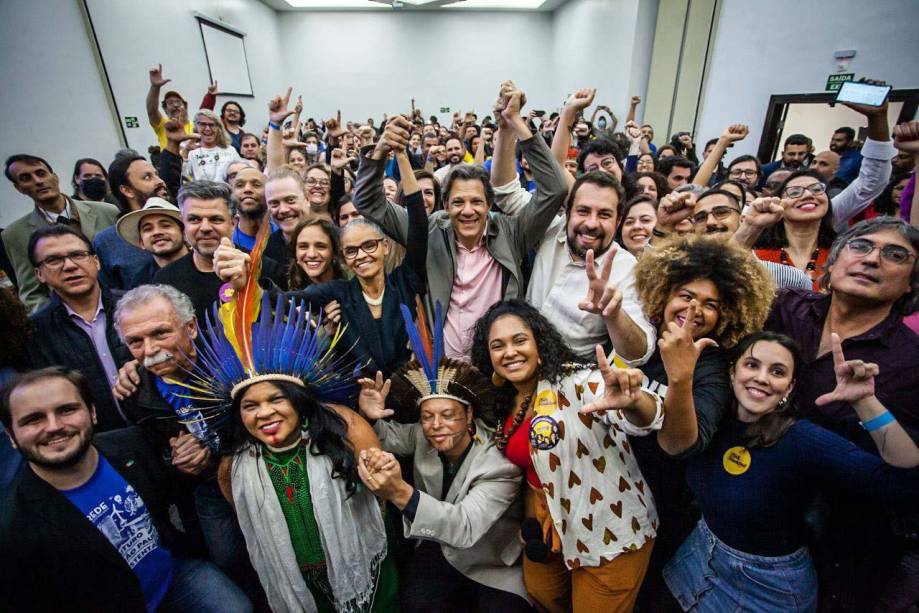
375, 418, 528, 601
2, 198, 119, 312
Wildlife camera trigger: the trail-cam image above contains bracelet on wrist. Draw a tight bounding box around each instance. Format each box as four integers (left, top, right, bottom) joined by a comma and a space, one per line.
268, 121, 281, 131
862, 410, 895, 432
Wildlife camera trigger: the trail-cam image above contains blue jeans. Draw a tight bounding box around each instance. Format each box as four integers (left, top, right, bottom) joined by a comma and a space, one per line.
159, 558, 252, 612
663, 519, 817, 612
194, 481, 248, 571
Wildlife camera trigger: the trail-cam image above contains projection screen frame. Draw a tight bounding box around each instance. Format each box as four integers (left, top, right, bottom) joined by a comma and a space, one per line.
194, 12, 255, 98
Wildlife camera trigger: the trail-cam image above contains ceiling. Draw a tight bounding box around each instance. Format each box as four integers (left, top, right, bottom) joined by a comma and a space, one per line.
260, 0, 570, 12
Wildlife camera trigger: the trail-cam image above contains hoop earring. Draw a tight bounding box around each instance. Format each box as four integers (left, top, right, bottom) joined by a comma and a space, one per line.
492, 372, 506, 387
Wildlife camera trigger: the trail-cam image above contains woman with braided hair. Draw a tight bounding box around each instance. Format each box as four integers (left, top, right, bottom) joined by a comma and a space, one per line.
471, 299, 665, 612
356, 303, 530, 612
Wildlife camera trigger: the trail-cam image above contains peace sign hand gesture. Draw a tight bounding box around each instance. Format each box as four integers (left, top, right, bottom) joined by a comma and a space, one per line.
815, 333, 878, 406
580, 345, 644, 414
578, 247, 622, 320
357, 371, 394, 420
658, 300, 718, 384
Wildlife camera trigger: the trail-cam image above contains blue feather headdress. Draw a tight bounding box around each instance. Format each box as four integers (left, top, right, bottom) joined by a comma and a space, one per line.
398, 299, 472, 407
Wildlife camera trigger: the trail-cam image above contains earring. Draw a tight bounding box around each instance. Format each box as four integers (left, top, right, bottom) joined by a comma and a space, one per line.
492, 372, 506, 387
778, 397, 788, 409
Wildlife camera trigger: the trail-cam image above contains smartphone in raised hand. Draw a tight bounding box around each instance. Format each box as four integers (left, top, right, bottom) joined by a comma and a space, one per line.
835, 81, 891, 107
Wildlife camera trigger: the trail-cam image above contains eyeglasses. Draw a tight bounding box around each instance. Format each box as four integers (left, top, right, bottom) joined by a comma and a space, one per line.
305, 177, 331, 188
37, 250, 92, 269
196, 122, 217, 131
783, 182, 826, 199
691, 206, 740, 225
846, 238, 916, 265
728, 168, 758, 179
342, 238, 384, 260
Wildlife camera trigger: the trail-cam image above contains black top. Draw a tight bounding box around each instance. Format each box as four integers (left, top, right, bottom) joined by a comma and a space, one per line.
631, 346, 732, 519
153, 251, 285, 326
687, 418, 919, 556
27, 287, 132, 432
0, 427, 188, 612
284, 190, 429, 376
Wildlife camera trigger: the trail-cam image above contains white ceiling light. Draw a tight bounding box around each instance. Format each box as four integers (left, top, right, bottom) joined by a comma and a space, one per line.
442, 0, 547, 8
283, 0, 386, 8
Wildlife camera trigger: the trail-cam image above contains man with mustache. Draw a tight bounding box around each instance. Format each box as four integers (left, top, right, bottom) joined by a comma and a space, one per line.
116, 198, 188, 271
229, 166, 272, 251
92, 150, 172, 290
433, 135, 469, 185
0, 367, 250, 611
3, 153, 119, 312
26, 225, 132, 432
113, 284, 254, 584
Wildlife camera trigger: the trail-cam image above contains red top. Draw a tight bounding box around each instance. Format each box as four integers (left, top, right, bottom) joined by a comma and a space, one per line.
502, 412, 541, 488
755, 247, 829, 291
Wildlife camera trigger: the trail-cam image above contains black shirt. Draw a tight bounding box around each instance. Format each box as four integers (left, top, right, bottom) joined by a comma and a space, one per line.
153, 251, 285, 325
630, 346, 732, 519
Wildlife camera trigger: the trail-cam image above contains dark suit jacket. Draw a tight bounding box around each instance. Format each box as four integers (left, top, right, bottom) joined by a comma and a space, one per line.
28, 287, 132, 432
0, 427, 186, 612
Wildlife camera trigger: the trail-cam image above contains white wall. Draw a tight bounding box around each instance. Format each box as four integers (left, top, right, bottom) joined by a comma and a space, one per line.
696, 0, 919, 159
86, 0, 287, 154
0, 0, 123, 226
551, 0, 658, 121
277, 11, 555, 125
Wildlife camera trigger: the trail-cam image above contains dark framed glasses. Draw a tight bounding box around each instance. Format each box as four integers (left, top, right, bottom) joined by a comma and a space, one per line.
691, 206, 740, 225
342, 238, 384, 260
783, 182, 826, 199
37, 250, 93, 269
846, 238, 916, 265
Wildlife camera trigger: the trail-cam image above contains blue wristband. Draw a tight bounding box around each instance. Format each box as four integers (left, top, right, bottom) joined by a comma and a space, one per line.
862, 411, 895, 432
268, 121, 281, 131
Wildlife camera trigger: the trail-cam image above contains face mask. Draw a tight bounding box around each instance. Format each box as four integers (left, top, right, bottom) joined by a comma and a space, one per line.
597, 118, 607, 130
80, 177, 108, 201
306, 143, 318, 155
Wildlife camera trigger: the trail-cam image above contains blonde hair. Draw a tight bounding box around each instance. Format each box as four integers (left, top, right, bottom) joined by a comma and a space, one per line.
194, 109, 231, 149
635, 235, 775, 348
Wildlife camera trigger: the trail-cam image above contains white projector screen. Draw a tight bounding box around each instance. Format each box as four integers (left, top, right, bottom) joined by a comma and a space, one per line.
198, 18, 253, 96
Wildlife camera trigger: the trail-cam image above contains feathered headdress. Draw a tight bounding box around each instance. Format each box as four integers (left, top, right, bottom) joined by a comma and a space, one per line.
391, 297, 496, 423
166, 216, 359, 408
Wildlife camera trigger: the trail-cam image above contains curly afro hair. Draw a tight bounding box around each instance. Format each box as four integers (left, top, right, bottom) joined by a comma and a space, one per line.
388, 358, 499, 427
635, 235, 775, 348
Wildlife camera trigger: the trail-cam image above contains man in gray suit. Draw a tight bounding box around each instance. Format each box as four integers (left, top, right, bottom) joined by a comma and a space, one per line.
3, 154, 119, 312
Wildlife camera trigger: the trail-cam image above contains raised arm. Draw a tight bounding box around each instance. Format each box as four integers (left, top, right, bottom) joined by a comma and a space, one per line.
892, 121, 919, 227
831, 79, 895, 230
626, 96, 641, 124
146, 64, 169, 127
266, 87, 295, 173
693, 124, 748, 187
395, 145, 428, 282
200, 81, 217, 111
353, 116, 413, 243
552, 89, 596, 188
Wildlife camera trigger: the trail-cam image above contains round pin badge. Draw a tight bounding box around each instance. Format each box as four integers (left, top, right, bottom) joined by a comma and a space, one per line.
219, 282, 235, 303
722, 446, 752, 475
529, 415, 560, 450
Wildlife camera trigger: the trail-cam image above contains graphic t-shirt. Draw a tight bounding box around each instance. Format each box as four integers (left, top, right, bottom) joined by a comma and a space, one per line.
61, 454, 176, 611
185, 145, 240, 181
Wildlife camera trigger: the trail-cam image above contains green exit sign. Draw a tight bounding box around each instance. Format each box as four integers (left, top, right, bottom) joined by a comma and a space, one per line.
440, 107, 450, 113
826, 73, 854, 92
124, 116, 140, 128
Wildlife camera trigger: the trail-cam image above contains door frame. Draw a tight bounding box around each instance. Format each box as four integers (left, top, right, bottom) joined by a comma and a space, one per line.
757, 89, 919, 164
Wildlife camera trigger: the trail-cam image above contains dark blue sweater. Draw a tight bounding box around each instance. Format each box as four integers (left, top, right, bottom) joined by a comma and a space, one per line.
687, 417, 919, 556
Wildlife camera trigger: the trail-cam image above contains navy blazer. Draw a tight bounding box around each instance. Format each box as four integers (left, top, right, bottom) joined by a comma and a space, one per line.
0, 427, 186, 612
288, 190, 428, 376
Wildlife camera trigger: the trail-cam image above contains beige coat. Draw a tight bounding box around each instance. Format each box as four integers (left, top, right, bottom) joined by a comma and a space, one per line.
374, 418, 528, 600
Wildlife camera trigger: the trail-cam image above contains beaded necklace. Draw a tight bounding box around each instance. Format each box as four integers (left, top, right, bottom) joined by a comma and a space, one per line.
779, 246, 820, 277
495, 394, 533, 451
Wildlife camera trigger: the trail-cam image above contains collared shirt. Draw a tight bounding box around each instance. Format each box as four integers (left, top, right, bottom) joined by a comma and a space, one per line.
64, 293, 124, 416
37, 199, 74, 225
444, 233, 502, 359
526, 215, 655, 364
765, 288, 919, 447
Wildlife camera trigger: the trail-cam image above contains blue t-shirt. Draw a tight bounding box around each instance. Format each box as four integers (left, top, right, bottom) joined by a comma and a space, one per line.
233, 220, 278, 251
61, 454, 176, 611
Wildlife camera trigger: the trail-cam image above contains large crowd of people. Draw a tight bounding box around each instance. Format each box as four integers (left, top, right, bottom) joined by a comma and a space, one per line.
0, 64, 918, 613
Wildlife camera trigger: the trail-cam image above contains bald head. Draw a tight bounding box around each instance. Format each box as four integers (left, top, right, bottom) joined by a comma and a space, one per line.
812, 150, 840, 181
